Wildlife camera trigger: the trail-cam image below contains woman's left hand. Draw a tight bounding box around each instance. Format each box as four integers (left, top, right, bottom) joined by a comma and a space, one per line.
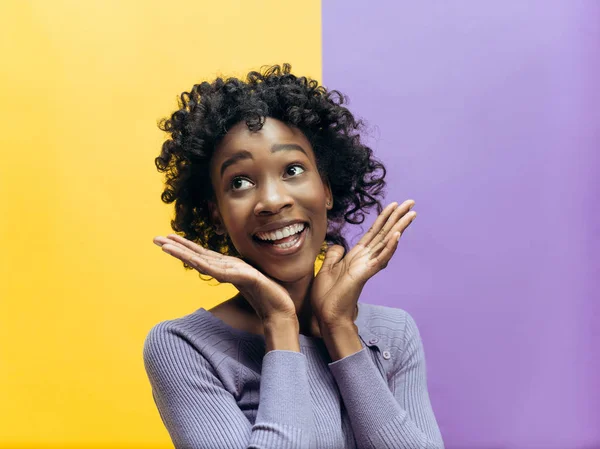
310, 200, 417, 330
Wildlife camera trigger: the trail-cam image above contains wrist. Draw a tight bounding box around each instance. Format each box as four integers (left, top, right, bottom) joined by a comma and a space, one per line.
263, 316, 301, 353
318, 319, 356, 334
320, 322, 363, 362
263, 312, 299, 328
317, 306, 359, 331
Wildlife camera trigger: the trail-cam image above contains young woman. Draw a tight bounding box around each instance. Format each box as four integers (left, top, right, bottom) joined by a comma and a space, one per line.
144, 64, 444, 449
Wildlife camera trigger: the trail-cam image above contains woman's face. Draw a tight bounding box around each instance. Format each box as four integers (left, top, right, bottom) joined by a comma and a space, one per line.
209, 117, 332, 283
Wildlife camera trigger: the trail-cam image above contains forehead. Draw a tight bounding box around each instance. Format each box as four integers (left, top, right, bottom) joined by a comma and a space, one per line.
213, 117, 315, 164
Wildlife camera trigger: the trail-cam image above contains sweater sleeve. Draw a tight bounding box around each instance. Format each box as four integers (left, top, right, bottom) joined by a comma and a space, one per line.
327, 312, 444, 449
143, 322, 313, 449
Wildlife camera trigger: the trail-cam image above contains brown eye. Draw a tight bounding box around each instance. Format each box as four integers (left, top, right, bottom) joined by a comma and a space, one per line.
285, 165, 305, 177
231, 177, 253, 191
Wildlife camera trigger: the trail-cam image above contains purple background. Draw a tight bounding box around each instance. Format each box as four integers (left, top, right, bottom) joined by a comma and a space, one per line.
322, 2, 599, 448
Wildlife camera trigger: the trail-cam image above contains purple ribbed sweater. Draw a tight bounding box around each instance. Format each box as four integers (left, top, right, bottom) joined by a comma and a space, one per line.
143, 301, 444, 449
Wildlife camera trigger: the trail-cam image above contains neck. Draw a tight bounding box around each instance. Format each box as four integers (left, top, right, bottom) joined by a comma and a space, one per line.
234, 270, 321, 338
278, 272, 319, 337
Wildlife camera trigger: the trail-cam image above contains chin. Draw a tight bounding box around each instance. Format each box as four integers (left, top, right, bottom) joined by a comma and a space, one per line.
236, 251, 313, 283
270, 267, 314, 285
258, 257, 316, 284
240, 224, 325, 284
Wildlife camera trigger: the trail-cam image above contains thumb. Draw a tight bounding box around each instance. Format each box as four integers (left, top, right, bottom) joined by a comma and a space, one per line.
321, 244, 345, 271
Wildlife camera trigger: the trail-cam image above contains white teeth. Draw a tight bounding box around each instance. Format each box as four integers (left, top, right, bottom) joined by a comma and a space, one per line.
256, 223, 306, 241
273, 239, 297, 249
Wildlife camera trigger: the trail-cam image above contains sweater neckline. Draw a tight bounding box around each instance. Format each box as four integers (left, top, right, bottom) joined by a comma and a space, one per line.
195, 301, 371, 348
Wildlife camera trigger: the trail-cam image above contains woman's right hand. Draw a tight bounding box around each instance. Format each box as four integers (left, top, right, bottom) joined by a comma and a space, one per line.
153, 234, 297, 322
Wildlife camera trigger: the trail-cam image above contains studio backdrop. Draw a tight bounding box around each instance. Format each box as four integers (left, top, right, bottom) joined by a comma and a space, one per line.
1, 1, 597, 449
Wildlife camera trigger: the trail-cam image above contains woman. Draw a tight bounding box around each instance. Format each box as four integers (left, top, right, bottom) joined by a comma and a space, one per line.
144, 64, 444, 449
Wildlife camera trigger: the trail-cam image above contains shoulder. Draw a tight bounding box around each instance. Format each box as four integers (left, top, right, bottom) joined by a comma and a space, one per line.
356, 302, 422, 366
143, 310, 251, 397
143, 309, 231, 363
357, 301, 416, 339
144, 310, 199, 341
143, 312, 196, 362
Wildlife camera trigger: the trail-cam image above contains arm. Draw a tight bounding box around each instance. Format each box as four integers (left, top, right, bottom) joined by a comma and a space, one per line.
143, 321, 312, 449
325, 313, 444, 449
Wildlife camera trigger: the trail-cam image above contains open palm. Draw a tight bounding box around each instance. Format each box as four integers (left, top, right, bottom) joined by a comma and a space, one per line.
310, 200, 417, 326
153, 234, 296, 320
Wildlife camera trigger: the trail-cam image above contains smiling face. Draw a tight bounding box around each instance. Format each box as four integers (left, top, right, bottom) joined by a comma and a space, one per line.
209, 117, 332, 283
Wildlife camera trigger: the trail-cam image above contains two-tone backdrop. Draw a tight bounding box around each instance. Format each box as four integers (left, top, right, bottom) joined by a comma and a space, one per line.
1, 1, 597, 448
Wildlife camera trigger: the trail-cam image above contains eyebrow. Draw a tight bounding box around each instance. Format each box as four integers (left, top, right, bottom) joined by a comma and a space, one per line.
270, 143, 308, 156
220, 150, 253, 177
219, 144, 308, 177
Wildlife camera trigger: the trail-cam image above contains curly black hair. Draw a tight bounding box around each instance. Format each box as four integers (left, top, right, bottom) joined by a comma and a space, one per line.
155, 63, 386, 266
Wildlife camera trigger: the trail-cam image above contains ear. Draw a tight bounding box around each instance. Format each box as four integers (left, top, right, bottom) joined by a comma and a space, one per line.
323, 179, 333, 210
207, 200, 226, 235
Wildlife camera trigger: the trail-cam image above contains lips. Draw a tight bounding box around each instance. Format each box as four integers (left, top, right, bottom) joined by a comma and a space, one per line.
255, 223, 306, 242
252, 223, 309, 256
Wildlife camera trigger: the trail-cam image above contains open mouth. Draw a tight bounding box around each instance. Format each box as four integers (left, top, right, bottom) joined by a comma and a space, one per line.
253, 222, 309, 253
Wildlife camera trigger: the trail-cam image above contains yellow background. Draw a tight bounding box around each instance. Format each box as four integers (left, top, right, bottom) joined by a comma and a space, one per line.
0, 1, 321, 447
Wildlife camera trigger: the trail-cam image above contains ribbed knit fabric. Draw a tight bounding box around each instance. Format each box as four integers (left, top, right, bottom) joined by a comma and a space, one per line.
143, 301, 444, 449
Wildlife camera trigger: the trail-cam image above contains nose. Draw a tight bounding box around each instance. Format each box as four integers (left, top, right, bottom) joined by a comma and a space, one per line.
254, 178, 293, 216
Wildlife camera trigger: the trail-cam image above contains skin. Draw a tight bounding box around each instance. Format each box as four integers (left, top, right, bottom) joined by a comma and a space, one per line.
210, 118, 332, 299
153, 117, 417, 359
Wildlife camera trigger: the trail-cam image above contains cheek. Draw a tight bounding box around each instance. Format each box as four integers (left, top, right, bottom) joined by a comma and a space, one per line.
220, 201, 251, 238
223, 220, 252, 258
300, 191, 328, 232
298, 176, 327, 205
298, 190, 327, 223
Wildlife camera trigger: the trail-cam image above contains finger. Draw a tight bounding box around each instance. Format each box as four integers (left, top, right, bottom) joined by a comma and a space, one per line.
166, 234, 216, 256
159, 239, 221, 263
164, 235, 226, 263
367, 200, 415, 250
368, 210, 416, 259
321, 244, 345, 271
387, 209, 416, 242
353, 202, 399, 251
162, 243, 242, 282
161, 242, 257, 288
153, 236, 168, 247
161, 243, 213, 274
396, 210, 417, 239
365, 204, 403, 250
154, 236, 195, 252
188, 255, 253, 285
368, 231, 401, 268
